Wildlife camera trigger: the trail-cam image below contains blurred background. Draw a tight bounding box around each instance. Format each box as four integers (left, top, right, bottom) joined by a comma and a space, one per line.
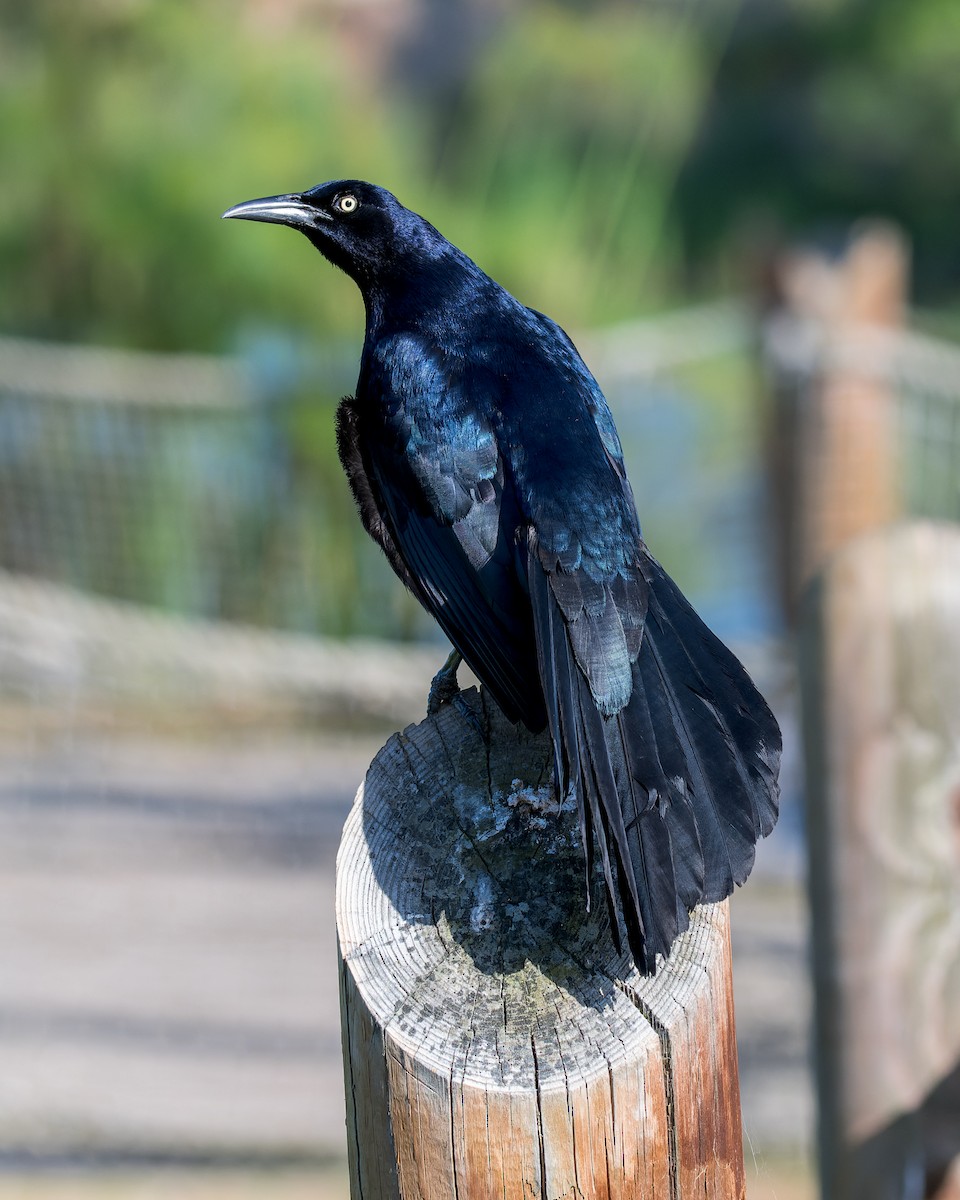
1, 0, 959, 1197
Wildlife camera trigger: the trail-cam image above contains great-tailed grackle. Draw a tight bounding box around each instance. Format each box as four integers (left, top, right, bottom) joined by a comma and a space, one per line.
223, 180, 781, 972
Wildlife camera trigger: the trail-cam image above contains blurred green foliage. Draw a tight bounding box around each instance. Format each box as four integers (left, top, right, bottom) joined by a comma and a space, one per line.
0, 0, 722, 352
0, 0, 408, 349
675, 0, 960, 300
2, 0, 958, 352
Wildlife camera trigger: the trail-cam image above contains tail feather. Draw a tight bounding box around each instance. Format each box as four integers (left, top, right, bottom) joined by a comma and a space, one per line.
576, 683, 647, 956
639, 627, 758, 896
642, 559, 780, 858
643, 558, 780, 839
615, 690, 705, 914
528, 535, 781, 972
530, 547, 597, 905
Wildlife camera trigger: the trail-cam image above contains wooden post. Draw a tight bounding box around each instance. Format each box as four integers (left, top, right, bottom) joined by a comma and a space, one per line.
801, 522, 960, 1199
336, 687, 745, 1199
766, 222, 908, 620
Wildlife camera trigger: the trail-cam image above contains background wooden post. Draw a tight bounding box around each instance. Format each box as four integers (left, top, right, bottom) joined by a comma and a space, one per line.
766, 221, 908, 621
337, 688, 746, 1199
801, 522, 960, 1200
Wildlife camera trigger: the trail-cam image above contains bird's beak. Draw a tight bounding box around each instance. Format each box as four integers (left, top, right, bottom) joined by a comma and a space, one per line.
221, 193, 328, 231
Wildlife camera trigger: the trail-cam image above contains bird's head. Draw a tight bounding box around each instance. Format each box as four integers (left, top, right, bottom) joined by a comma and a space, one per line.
222, 179, 449, 293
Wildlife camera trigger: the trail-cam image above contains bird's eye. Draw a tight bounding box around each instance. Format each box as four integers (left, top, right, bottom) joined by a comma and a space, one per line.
335, 194, 359, 214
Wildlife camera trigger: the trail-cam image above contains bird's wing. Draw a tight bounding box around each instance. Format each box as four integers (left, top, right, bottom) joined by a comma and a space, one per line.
362, 339, 545, 729
335, 395, 425, 599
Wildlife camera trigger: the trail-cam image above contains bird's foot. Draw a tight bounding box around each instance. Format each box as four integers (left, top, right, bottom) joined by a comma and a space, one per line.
427, 650, 486, 738
427, 649, 463, 716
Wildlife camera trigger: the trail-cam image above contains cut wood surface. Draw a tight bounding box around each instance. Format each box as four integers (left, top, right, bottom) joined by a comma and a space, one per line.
802, 522, 960, 1199
337, 688, 744, 1199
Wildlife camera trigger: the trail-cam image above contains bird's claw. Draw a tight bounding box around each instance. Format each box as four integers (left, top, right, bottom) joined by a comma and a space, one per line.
426, 651, 485, 737
427, 649, 463, 716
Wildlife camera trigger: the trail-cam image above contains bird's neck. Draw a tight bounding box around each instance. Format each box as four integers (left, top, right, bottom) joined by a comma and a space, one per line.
360, 253, 503, 345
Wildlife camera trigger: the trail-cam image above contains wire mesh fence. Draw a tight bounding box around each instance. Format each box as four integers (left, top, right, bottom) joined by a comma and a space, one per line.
0, 301, 775, 665
0, 333, 401, 641
763, 313, 960, 617
10, 297, 956, 689
3, 302, 954, 802
765, 315, 960, 523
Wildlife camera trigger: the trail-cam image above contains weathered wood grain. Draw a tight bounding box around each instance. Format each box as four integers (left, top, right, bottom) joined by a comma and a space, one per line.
802, 523, 960, 1199
336, 688, 745, 1199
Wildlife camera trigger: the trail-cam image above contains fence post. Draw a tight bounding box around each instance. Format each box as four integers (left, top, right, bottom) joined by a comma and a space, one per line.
337, 687, 745, 1199
765, 222, 908, 620
800, 522, 960, 1199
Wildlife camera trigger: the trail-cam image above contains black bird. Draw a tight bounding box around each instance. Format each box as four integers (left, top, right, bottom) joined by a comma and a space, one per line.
223, 180, 781, 972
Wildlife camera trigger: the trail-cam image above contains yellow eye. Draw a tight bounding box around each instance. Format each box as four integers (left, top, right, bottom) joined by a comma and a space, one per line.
336, 194, 359, 214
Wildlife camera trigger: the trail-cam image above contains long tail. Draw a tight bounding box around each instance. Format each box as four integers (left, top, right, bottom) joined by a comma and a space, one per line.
532, 548, 781, 973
